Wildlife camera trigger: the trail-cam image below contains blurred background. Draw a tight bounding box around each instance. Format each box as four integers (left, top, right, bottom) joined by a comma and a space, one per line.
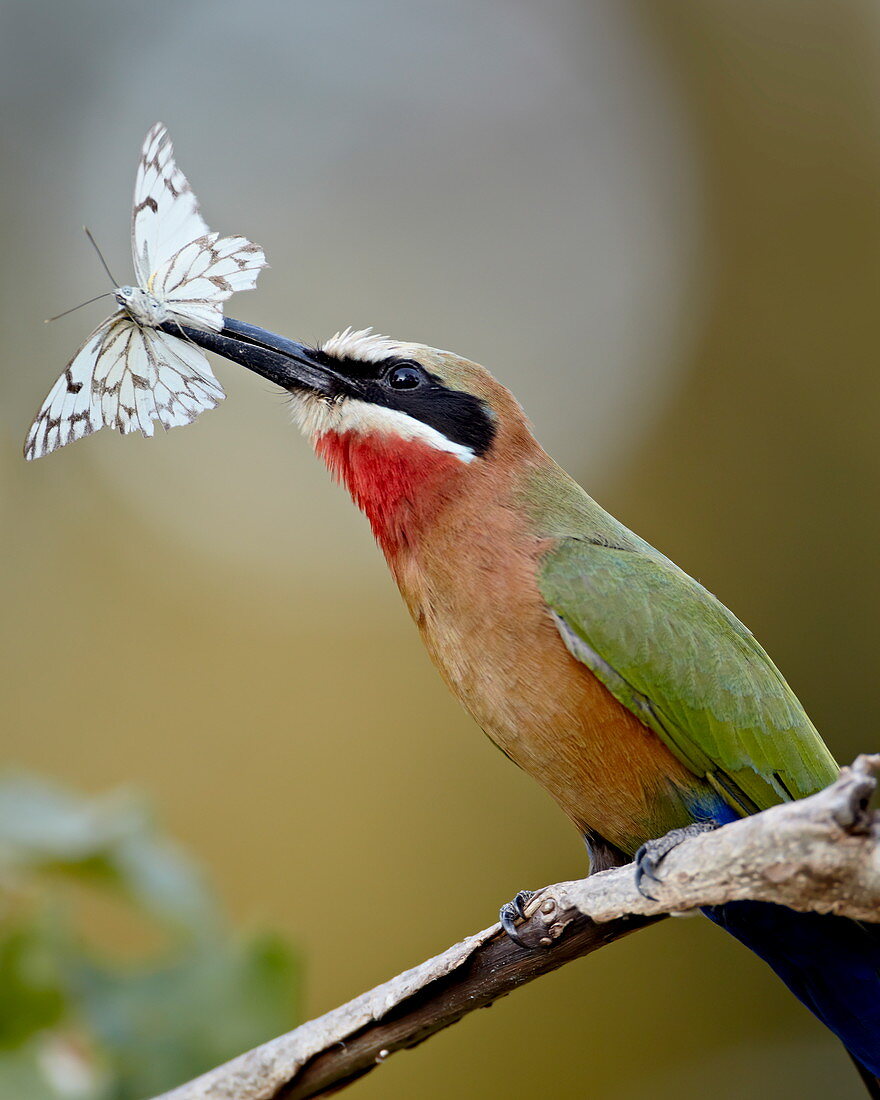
2, 1, 879, 1097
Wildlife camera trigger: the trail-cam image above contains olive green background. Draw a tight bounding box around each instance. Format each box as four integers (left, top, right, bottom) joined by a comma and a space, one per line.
2, 2, 879, 1097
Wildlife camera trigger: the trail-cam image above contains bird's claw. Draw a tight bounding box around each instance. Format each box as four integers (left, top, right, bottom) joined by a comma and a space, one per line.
499, 889, 537, 947
634, 822, 717, 901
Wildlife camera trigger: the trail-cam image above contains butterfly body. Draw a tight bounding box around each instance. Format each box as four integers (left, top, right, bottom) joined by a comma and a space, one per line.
115, 285, 171, 327
25, 123, 265, 461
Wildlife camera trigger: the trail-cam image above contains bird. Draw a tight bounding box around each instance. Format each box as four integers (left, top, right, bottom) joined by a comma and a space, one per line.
181, 317, 880, 1093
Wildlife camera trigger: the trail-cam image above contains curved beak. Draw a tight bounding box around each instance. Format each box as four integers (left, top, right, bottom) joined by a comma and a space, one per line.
166, 316, 338, 395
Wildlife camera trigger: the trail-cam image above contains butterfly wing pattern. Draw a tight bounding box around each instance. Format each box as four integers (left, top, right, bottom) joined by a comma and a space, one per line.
24, 123, 266, 461
91, 315, 227, 436
24, 316, 120, 460
132, 123, 265, 332
131, 121, 211, 290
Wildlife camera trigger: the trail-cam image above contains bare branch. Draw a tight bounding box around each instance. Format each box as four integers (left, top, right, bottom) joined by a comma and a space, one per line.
155, 755, 880, 1100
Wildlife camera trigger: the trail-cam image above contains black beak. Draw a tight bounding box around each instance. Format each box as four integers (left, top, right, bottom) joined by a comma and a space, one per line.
163, 317, 338, 395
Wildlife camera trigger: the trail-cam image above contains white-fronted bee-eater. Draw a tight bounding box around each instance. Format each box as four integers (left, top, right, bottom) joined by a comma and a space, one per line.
182, 316, 880, 1094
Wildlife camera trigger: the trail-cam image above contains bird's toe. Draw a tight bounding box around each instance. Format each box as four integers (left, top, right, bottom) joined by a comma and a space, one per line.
499, 889, 537, 947
634, 823, 717, 900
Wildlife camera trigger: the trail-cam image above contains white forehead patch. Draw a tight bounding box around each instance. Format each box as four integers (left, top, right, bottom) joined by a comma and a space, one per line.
289, 393, 475, 463
320, 326, 401, 364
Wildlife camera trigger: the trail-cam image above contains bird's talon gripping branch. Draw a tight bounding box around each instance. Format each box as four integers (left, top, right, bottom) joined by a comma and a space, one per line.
634, 822, 718, 901
499, 890, 538, 948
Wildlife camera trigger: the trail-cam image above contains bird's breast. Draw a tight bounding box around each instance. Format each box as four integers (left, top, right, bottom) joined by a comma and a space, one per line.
314, 427, 701, 852
386, 470, 701, 855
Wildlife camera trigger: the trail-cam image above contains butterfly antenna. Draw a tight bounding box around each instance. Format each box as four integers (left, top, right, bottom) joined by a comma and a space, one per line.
44, 292, 112, 324
83, 226, 119, 287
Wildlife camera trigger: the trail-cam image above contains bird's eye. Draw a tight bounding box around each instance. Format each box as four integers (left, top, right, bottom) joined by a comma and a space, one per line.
387, 363, 423, 390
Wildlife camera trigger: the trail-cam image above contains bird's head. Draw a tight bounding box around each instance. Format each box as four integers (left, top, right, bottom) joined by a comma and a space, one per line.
286, 326, 501, 465
181, 318, 541, 557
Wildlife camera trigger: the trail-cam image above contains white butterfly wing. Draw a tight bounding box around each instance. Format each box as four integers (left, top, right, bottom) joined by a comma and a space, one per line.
131, 122, 209, 288
25, 316, 115, 460
132, 122, 266, 331
25, 318, 224, 460
94, 321, 225, 435
155, 232, 267, 331
131, 326, 225, 429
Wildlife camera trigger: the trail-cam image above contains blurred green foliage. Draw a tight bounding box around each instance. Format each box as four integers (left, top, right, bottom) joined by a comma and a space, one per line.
0, 775, 298, 1100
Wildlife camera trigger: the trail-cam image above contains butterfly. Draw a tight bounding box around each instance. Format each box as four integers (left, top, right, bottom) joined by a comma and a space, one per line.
24, 122, 266, 461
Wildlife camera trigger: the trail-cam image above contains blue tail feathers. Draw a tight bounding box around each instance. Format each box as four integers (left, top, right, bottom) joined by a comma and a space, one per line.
703, 900, 880, 1076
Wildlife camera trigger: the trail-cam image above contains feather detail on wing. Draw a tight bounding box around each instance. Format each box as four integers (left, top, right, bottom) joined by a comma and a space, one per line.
540, 537, 839, 813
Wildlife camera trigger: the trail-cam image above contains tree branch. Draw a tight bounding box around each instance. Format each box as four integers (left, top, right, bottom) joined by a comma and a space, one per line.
155, 755, 880, 1100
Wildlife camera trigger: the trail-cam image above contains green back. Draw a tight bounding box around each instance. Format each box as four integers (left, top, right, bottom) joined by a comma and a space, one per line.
525, 466, 838, 815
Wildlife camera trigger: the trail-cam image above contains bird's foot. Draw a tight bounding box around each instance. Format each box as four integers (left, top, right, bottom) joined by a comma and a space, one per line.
635, 822, 717, 901
499, 890, 537, 947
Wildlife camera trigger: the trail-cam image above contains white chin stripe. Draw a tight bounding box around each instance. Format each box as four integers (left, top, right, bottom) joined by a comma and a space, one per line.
290, 395, 475, 463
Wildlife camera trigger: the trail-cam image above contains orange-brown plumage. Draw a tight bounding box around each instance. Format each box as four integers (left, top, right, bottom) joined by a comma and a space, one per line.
315, 365, 700, 857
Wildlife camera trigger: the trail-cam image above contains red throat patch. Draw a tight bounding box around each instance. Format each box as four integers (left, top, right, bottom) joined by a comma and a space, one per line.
315, 430, 466, 558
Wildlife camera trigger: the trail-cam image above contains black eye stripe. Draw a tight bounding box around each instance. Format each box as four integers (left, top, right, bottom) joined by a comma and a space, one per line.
374, 383, 495, 455
309, 349, 421, 381
311, 350, 496, 456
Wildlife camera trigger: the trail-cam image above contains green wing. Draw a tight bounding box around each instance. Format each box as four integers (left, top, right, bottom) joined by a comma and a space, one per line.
539, 537, 838, 814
